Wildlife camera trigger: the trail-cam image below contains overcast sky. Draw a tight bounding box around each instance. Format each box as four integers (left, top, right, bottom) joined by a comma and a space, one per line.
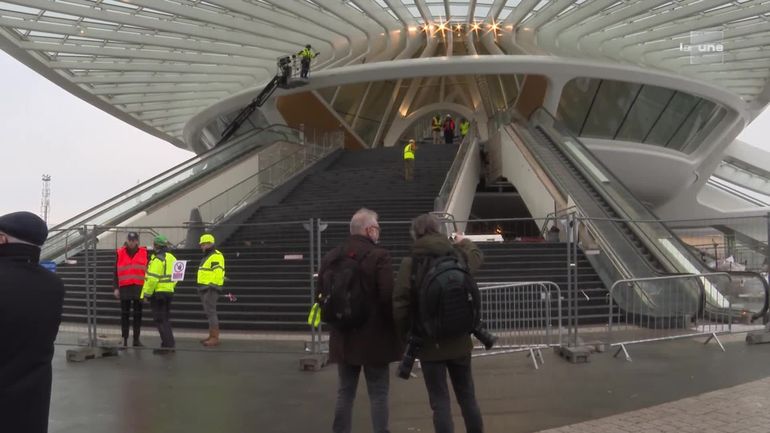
1, 50, 769, 226
0, 50, 192, 226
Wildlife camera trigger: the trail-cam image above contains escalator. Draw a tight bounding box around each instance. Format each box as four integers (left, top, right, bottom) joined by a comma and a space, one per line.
42, 125, 302, 264
508, 107, 768, 321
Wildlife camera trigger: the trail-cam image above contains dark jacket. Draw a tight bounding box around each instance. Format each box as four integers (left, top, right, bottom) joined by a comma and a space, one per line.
393, 234, 483, 362
320, 235, 402, 366
0, 244, 64, 433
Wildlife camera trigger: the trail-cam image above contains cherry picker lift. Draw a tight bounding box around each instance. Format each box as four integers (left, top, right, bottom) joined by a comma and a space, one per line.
215, 55, 310, 147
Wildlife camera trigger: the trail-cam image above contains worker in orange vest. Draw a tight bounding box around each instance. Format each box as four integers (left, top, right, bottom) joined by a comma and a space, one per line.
113, 232, 148, 347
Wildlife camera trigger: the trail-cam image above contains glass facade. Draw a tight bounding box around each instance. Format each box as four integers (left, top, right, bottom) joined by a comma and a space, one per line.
557, 78, 729, 154
354, 80, 397, 145
332, 82, 369, 125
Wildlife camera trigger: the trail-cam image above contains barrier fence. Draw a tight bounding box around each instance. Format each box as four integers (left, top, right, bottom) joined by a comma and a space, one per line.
54, 221, 315, 356
606, 273, 765, 361
47, 214, 770, 362
473, 282, 562, 369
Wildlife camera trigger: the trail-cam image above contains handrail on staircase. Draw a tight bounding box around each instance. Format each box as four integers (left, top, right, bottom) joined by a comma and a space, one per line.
41, 124, 304, 262
434, 122, 479, 212
539, 206, 578, 238
197, 136, 343, 225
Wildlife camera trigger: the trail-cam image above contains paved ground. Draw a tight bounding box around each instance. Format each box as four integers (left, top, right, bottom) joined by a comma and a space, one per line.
50, 332, 770, 433
537, 376, 770, 433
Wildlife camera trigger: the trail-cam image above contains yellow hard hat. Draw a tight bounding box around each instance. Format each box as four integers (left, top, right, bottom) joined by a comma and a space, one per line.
199, 233, 215, 245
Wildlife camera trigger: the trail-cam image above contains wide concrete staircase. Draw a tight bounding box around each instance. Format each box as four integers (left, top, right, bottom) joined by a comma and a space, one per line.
57, 142, 611, 332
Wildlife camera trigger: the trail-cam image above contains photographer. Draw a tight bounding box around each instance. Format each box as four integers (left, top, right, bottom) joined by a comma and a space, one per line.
319, 208, 402, 433
393, 213, 485, 433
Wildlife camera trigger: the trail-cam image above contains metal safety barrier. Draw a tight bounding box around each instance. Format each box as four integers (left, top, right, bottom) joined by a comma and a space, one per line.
606, 272, 764, 361
474, 281, 562, 370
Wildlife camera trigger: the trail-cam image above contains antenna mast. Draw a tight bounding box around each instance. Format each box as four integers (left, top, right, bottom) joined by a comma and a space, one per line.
40, 174, 51, 224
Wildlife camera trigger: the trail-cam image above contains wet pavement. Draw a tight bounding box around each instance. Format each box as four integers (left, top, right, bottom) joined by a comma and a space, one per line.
537, 375, 770, 433
50, 333, 770, 433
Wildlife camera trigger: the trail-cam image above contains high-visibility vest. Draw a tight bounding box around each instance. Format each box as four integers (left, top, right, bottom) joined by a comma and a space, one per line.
197, 249, 225, 287
403, 143, 415, 160
460, 121, 470, 136
431, 116, 442, 131
299, 48, 315, 60
141, 251, 178, 298
116, 246, 148, 287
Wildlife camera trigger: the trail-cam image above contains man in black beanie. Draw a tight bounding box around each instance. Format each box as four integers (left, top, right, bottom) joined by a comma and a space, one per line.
0, 211, 64, 433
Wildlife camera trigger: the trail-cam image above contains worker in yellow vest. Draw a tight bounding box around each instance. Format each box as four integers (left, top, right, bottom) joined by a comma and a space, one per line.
431, 115, 442, 144
297, 44, 319, 79
403, 138, 416, 182
141, 235, 178, 355
197, 233, 226, 347
460, 118, 470, 139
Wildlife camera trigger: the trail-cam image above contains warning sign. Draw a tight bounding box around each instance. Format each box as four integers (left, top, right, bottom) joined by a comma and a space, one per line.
171, 260, 187, 282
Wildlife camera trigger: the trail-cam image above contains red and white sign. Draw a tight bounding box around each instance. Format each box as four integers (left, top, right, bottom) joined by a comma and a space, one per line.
171, 260, 187, 282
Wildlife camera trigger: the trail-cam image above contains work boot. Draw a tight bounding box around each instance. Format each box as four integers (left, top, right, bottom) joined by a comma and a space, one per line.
200, 328, 213, 345
132, 338, 143, 348
152, 348, 175, 355
203, 327, 220, 347
120, 337, 128, 350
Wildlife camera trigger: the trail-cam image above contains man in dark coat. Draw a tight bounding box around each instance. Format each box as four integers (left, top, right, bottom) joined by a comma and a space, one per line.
319, 208, 402, 433
0, 211, 64, 433
393, 213, 485, 433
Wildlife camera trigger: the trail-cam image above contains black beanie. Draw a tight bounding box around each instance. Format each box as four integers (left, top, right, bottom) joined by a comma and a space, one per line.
0, 211, 49, 247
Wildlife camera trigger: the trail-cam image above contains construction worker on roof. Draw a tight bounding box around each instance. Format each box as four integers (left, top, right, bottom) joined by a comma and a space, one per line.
298, 44, 320, 79
197, 233, 226, 347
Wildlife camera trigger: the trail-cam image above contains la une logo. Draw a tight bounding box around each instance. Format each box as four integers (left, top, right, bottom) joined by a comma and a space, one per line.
679, 42, 724, 53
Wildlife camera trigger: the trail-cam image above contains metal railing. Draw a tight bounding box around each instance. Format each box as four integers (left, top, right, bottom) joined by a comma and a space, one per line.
197, 136, 343, 224
474, 281, 562, 370
539, 206, 578, 239
42, 125, 302, 263
434, 121, 479, 212
606, 273, 765, 361
51, 215, 770, 361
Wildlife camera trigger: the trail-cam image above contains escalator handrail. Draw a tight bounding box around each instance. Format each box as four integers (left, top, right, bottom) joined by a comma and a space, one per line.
527, 109, 768, 317
434, 122, 478, 212
506, 120, 641, 284
42, 125, 302, 262
528, 108, 688, 274
49, 124, 300, 231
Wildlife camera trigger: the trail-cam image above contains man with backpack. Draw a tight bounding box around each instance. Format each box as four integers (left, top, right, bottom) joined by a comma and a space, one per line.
393, 213, 485, 433
316, 208, 402, 433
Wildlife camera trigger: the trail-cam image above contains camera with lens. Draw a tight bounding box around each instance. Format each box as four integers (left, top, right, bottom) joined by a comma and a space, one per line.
397, 334, 422, 380
472, 323, 497, 350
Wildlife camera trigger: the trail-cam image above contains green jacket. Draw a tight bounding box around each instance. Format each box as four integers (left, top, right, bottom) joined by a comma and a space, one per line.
393, 233, 483, 362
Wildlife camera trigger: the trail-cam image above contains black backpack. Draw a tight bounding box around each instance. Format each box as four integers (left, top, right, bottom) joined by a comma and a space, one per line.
318, 246, 370, 330
411, 252, 481, 339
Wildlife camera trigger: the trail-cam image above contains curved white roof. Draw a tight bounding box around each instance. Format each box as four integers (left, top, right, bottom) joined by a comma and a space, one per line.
1, 0, 769, 146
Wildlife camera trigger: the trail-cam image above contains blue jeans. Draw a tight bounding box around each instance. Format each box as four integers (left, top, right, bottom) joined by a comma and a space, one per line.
333, 363, 390, 433
421, 355, 483, 433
